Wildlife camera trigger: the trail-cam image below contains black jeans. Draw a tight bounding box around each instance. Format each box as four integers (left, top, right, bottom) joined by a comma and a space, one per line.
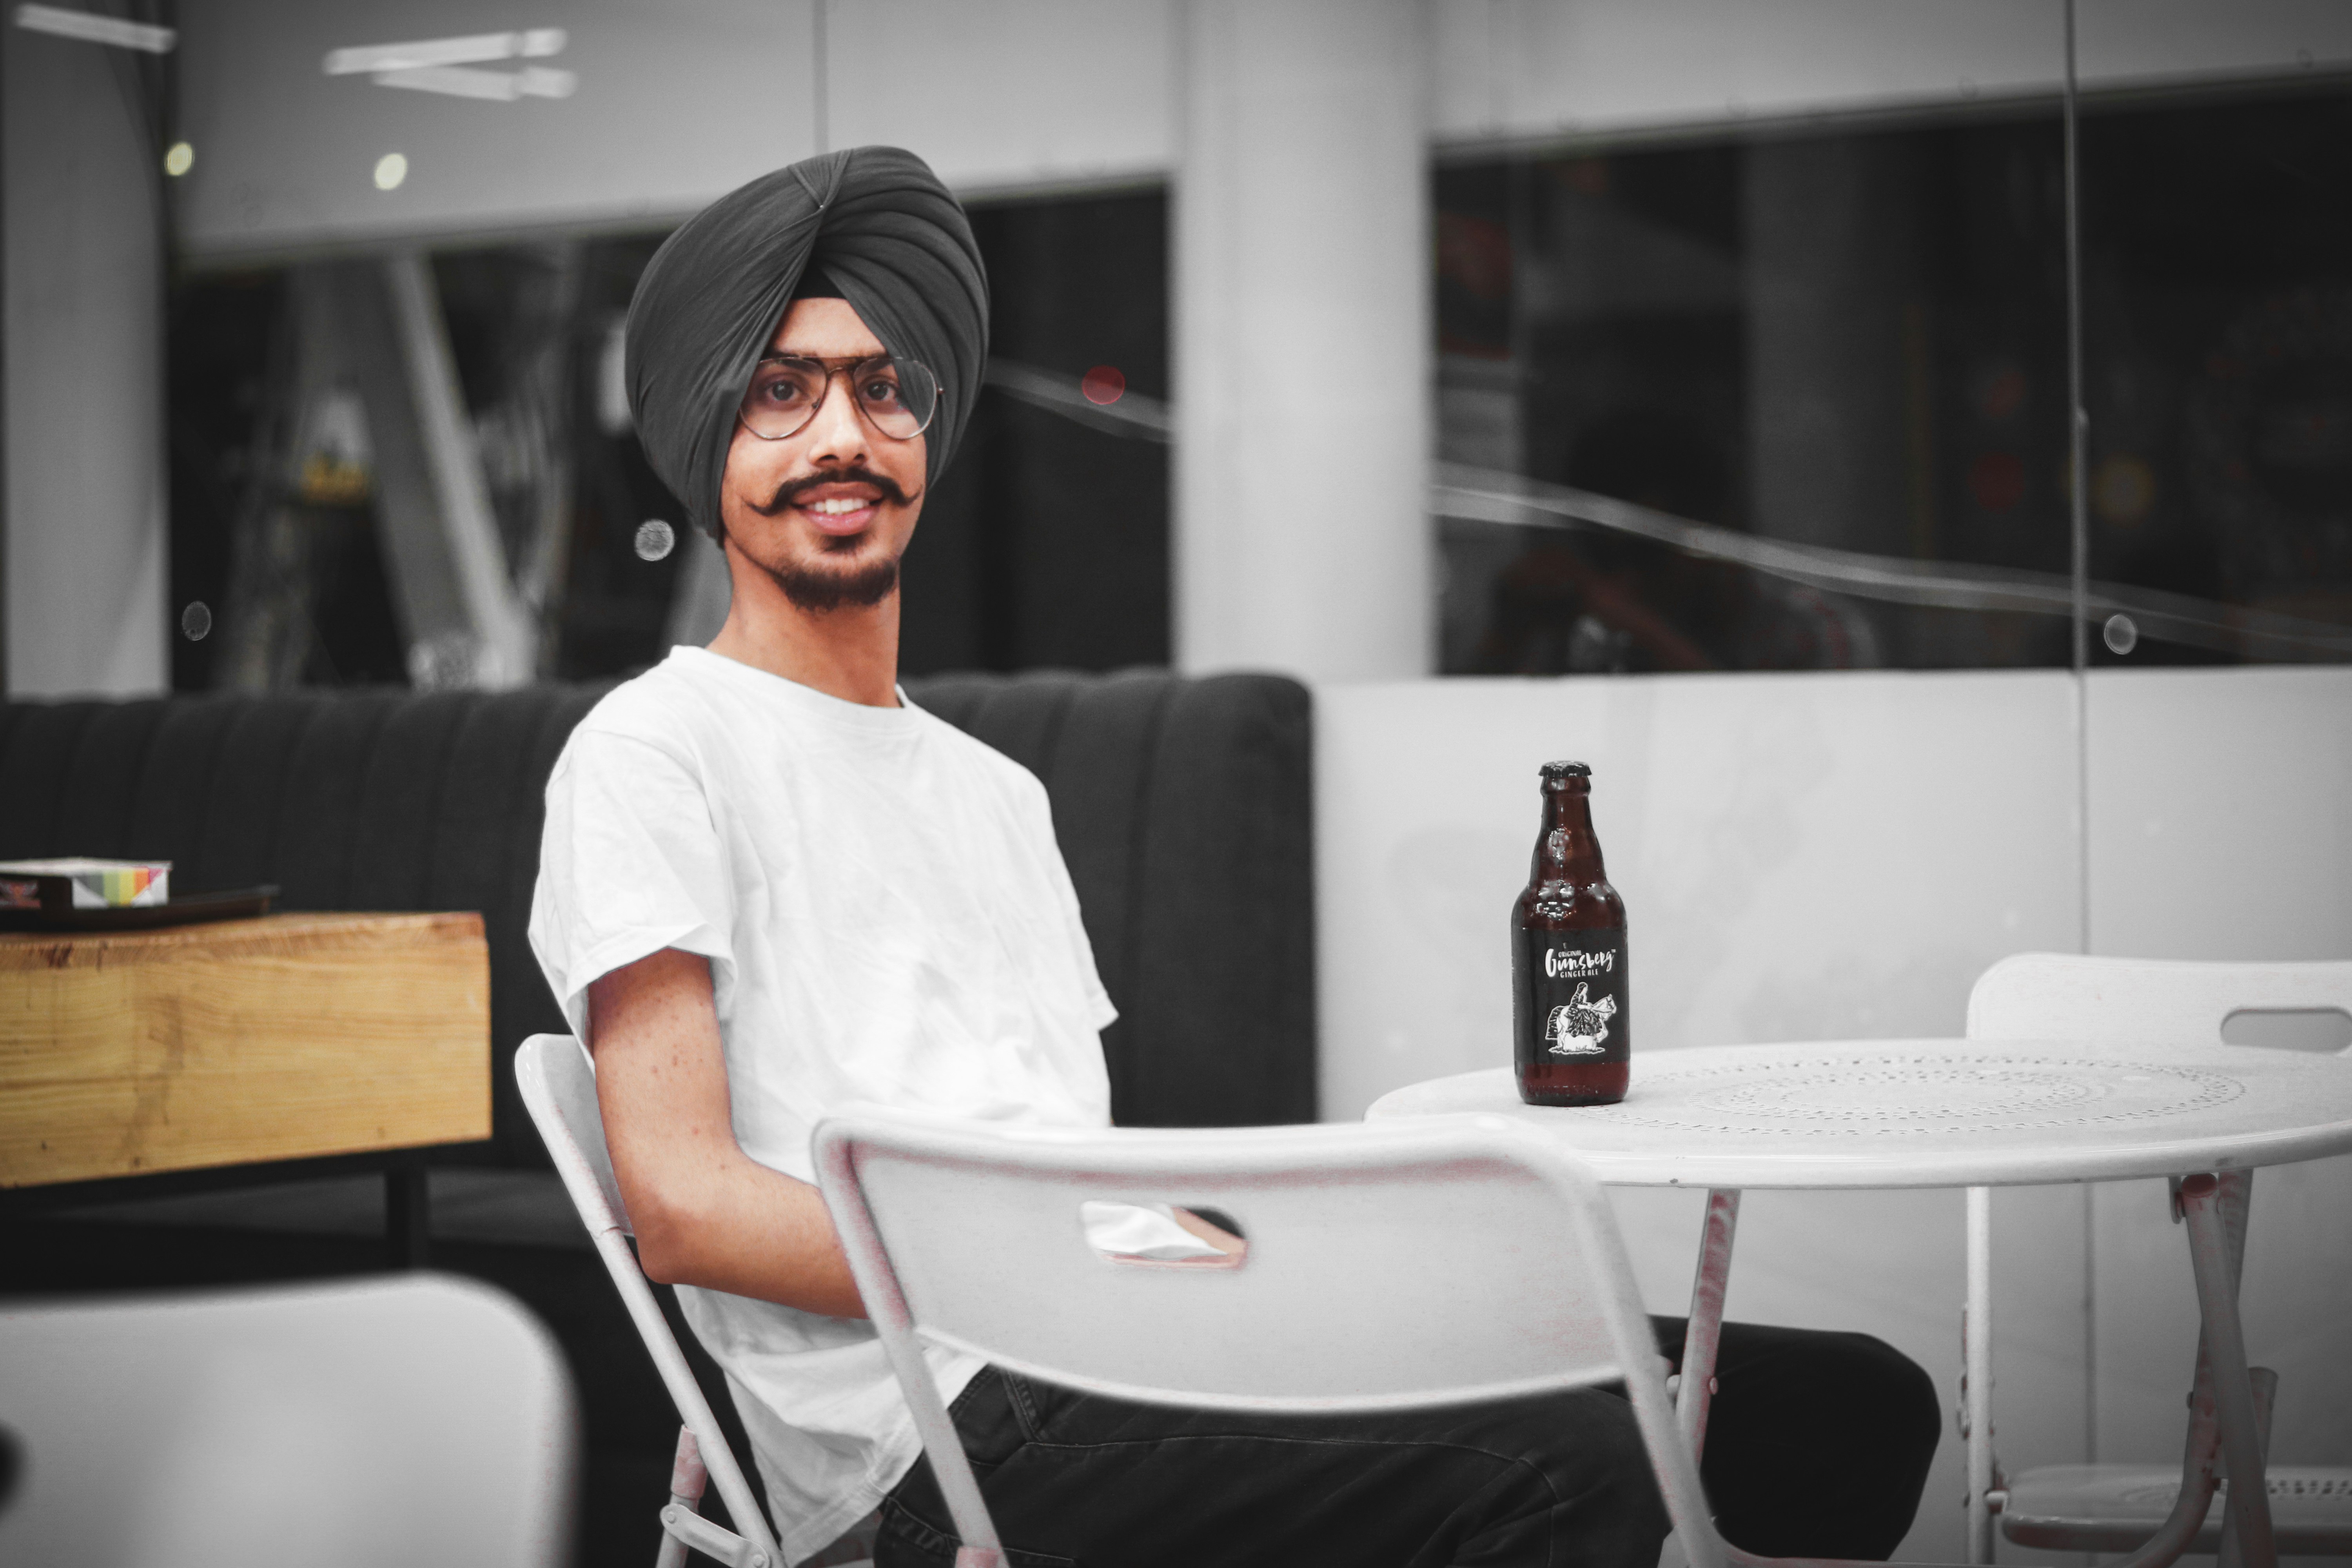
877, 1318, 1940, 1568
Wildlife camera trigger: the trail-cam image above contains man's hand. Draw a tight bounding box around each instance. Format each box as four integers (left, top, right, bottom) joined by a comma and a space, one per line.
587, 947, 865, 1318
1170, 1207, 1249, 1261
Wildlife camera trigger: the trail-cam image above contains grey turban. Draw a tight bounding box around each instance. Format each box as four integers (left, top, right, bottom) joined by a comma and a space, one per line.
624, 146, 990, 539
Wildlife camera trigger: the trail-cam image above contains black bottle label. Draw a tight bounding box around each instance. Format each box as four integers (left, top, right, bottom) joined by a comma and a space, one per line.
1515, 929, 1630, 1066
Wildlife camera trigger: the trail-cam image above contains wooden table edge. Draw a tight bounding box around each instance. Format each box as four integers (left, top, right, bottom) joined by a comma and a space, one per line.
0, 1138, 503, 1213
0, 910, 486, 967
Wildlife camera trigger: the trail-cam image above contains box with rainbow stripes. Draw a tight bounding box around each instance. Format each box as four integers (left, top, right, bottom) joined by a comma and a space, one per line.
0, 858, 171, 911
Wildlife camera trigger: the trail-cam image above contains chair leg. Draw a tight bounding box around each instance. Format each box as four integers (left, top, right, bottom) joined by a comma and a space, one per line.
655, 1425, 710, 1568
386, 1167, 430, 1269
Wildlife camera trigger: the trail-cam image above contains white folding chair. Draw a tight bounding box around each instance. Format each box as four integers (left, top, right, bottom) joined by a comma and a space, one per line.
0, 1273, 576, 1568
813, 1105, 2004, 1568
1965, 954, 2352, 1558
514, 1033, 795, 1568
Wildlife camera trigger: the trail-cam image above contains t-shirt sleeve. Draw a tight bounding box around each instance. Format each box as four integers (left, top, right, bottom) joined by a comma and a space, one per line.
1071, 873, 1118, 1033
1028, 775, 1118, 1034
528, 728, 736, 1042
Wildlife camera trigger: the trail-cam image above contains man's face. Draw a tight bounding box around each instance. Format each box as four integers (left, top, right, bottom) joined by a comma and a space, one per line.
717, 297, 928, 613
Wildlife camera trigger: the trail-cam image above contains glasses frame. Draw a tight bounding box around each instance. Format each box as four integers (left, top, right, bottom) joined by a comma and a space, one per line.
734, 352, 942, 445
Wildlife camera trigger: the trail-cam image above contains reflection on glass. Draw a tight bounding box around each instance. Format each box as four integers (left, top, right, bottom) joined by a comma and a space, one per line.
1439, 80, 2352, 675
1437, 116, 2073, 675
2080, 86, 2352, 664
633, 519, 676, 563
167, 191, 1173, 689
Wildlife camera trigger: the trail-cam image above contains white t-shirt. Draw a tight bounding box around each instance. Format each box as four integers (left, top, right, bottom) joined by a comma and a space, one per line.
527, 646, 1119, 1561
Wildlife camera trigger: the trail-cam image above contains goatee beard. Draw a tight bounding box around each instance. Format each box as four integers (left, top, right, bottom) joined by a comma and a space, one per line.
767, 544, 900, 613
741, 464, 913, 612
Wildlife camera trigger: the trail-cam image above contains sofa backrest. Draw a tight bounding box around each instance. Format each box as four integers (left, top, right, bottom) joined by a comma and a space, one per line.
0, 670, 1315, 1163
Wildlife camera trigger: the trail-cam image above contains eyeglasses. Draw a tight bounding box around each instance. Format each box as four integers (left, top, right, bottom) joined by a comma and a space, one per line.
735, 353, 941, 443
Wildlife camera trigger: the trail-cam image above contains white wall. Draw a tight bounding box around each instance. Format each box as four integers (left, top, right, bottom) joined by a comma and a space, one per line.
1316, 672, 2085, 1120
174, 0, 822, 259
172, 0, 1172, 262
1316, 668, 2352, 1561
1433, 0, 2352, 147
174, 0, 2352, 262
2083, 668, 2352, 1481
3, 17, 171, 698
825, 0, 1173, 196
2076, 0, 2352, 87
1434, 0, 2061, 145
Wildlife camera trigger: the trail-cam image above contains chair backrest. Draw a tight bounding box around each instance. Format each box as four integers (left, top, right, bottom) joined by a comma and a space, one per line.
814, 1108, 1721, 1566
512, 1034, 782, 1566
1969, 954, 2352, 1050
0, 1275, 576, 1568
818, 1111, 1643, 1409
515, 1031, 633, 1237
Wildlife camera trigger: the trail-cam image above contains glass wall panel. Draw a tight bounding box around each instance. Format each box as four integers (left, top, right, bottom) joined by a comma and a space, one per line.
166, 188, 1170, 688
2076, 83, 2352, 665
1436, 113, 2079, 675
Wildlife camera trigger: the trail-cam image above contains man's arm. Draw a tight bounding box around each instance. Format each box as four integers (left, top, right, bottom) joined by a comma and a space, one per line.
586, 947, 864, 1317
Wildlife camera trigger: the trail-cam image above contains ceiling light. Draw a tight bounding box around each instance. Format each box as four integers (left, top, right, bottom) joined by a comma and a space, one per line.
374, 152, 408, 191
374, 63, 575, 101
323, 28, 564, 76
14, 2, 175, 52
163, 141, 193, 176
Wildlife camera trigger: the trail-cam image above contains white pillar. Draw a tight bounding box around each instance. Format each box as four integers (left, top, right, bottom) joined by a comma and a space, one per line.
1174, 0, 1432, 681
3, 20, 170, 697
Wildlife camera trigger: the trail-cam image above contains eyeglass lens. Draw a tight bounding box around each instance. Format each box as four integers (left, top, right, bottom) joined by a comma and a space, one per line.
739, 356, 939, 442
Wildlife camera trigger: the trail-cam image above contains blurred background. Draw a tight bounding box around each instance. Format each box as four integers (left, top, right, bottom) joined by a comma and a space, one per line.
7, 0, 2350, 699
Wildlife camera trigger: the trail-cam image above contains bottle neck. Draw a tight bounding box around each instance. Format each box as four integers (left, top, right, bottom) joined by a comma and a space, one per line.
1534, 784, 1607, 884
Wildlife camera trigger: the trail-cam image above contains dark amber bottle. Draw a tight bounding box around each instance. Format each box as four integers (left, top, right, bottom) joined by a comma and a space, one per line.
1512, 761, 1629, 1106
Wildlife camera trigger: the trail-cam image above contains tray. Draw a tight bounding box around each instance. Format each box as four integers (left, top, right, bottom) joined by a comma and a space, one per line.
0, 887, 277, 934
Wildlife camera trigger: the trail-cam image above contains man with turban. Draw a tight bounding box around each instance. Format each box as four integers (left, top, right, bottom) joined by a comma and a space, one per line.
533, 147, 1938, 1567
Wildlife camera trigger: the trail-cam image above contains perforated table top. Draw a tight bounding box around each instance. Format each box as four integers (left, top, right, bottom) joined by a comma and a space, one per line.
1366, 1038, 2352, 1188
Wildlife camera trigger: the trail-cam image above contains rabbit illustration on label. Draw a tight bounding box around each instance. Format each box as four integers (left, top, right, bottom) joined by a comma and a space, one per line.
1544, 983, 1617, 1056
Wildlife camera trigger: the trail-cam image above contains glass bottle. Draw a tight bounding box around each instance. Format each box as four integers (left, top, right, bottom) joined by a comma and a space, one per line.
1512, 760, 1630, 1106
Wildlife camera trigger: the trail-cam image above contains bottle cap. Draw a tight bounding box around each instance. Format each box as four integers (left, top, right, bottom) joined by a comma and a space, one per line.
1539, 760, 1591, 779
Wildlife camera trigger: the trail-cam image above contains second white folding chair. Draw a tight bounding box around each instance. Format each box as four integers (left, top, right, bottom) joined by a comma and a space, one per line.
1965, 954, 2352, 1558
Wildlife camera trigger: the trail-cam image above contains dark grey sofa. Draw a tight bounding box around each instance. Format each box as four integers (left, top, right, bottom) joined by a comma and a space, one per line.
0, 668, 1316, 1171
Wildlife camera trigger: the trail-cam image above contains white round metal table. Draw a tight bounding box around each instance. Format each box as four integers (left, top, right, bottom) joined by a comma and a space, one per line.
1368, 1038, 2352, 1568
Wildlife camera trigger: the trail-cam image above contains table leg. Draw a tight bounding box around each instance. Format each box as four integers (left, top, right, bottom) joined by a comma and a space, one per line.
2179, 1172, 2274, 1568
1963, 1185, 1996, 1565
387, 1167, 431, 1269
1677, 1188, 1740, 1464
2087, 1174, 2246, 1568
